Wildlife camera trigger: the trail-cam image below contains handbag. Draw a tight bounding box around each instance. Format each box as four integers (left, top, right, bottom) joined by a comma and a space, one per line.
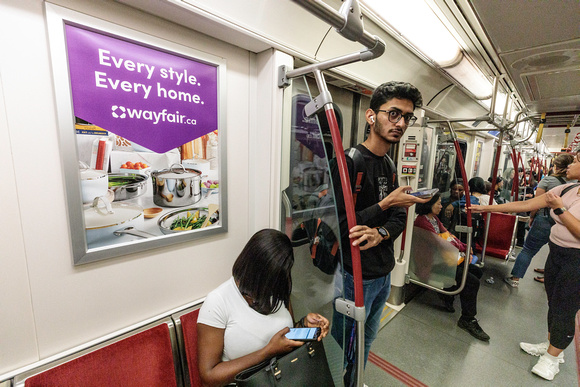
234, 340, 335, 386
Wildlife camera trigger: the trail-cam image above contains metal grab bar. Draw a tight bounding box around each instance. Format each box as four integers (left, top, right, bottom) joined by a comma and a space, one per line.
410, 120, 471, 296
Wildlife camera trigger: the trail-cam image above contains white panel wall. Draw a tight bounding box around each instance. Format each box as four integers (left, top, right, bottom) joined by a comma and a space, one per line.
0, 0, 285, 374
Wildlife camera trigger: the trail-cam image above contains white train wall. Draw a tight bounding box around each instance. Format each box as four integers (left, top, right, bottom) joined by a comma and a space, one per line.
0, 0, 496, 375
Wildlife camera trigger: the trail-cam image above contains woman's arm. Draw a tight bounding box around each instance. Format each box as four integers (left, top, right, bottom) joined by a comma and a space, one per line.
471, 194, 547, 214
544, 191, 580, 239
197, 324, 302, 387
528, 187, 546, 220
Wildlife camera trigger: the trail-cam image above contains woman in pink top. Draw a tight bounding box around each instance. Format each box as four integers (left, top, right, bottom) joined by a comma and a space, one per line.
471, 152, 580, 381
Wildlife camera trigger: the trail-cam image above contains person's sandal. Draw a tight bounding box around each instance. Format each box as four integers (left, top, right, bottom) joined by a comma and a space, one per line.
534, 268, 545, 274
534, 276, 544, 283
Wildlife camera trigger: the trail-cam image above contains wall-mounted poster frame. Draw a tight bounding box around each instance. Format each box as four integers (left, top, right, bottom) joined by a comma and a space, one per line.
46, 4, 227, 265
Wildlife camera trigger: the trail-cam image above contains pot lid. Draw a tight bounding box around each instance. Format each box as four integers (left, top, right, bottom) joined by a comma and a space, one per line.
84, 202, 143, 229
80, 168, 107, 180
154, 164, 201, 179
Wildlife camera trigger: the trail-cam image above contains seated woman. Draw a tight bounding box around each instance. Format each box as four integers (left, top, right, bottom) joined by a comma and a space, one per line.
414, 193, 490, 342
197, 229, 330, 387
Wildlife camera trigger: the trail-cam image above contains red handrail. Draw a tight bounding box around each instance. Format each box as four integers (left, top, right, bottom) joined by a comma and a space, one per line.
324, 105, 364, 307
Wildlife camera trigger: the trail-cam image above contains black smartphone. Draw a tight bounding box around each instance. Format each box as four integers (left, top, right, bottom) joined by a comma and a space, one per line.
285, 327, 321, 341
408, 188, 439, 198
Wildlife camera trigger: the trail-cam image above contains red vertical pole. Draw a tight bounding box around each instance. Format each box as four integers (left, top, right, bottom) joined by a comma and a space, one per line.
324, 105, 364, 307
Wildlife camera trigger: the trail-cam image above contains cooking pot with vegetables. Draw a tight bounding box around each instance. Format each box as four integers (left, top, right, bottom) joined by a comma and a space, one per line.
151, 164, 201, 207
79, 162, 108, 204
108, 172, 148, 201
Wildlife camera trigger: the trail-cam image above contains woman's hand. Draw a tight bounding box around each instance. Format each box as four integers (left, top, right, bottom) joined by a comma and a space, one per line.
303, 313, 330, 340
265, 327, 303, 358
378, 186, 431, 210
544, 191, 563, 209
348, 225, 381, 250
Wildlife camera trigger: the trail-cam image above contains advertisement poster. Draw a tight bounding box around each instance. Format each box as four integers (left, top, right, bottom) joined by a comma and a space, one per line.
47, 4, 227, 265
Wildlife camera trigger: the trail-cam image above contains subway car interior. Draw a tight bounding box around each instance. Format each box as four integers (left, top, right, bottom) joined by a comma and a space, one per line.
1, 0, 579, 386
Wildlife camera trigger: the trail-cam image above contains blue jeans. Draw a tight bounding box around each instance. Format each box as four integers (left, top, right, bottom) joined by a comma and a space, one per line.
331, 266, 391, 378
511, 214, 552, 278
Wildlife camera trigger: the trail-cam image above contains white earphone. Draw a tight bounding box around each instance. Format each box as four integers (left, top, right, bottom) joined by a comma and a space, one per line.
370, 116, 375, 123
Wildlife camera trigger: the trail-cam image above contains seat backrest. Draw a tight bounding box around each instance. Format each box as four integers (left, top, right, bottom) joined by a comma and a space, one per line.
477, 212, 517, 258
18, 320, 179, 387
173, 307, 203, 387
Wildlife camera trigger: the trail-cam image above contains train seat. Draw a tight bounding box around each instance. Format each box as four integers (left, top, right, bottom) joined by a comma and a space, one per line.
172, 306, 203, 387
14, 318, 180, 387
474, 212, 518, 261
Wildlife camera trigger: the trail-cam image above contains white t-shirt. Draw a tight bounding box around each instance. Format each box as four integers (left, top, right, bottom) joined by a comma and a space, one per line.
198, 277, 294, 361
478, 194, 496, 206
549, 183, 580, 249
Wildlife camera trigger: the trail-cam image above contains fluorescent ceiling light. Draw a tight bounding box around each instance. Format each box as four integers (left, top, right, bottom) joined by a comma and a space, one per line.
364, 0, 461, 66
444, 56, 492, 99
363, 0, 492, 99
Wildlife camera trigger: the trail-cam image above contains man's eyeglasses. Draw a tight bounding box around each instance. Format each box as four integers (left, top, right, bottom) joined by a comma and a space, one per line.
376, 110, 417, 126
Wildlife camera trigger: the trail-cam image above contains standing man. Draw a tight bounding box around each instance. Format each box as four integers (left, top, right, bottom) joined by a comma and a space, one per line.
330, 81, 427, 386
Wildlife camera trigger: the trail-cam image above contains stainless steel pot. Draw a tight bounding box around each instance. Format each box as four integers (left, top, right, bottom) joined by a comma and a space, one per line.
108, 172, 148, 201
151, 164, 202, 207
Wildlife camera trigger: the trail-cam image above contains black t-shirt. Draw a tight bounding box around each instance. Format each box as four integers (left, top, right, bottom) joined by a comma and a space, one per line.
331, 144, 407, 279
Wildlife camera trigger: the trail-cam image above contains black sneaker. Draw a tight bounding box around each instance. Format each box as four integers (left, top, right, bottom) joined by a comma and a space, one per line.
457, 317, 490, 341
438, 293, 455, 313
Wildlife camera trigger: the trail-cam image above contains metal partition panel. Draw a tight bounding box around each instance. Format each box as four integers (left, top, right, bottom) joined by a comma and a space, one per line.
409, 226, 459, 289
280, 76, 345, 386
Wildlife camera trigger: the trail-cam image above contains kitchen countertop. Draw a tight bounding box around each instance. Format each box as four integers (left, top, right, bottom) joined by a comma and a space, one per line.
87, 174, 220, 249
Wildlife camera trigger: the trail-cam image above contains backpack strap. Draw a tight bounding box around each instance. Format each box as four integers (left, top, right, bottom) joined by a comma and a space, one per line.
346, 147, 366, 205
556, 176, 566, 185
560, 183, 580, 196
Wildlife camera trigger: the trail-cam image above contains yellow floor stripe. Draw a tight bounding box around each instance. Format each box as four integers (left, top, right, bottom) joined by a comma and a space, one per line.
380, 307, 394, 322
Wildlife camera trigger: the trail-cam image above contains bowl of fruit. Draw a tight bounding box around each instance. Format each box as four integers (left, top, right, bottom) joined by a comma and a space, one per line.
202, 180, 219, 198
119, 161, 151, 174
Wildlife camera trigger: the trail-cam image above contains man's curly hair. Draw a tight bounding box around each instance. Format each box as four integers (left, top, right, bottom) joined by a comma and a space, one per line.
370, 81, 423, 111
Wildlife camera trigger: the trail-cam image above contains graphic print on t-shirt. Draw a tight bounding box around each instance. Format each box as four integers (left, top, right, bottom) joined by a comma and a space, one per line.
377, 177, 389, 200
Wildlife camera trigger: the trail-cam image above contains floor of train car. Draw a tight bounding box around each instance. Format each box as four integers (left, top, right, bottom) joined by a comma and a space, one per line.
364, 244, 578, 386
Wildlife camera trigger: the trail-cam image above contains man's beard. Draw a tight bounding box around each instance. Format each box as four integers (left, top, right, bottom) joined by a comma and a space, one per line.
373, 120, 402, 144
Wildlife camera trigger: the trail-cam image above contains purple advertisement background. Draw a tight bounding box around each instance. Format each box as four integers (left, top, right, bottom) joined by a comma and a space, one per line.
65, 24, 218, 153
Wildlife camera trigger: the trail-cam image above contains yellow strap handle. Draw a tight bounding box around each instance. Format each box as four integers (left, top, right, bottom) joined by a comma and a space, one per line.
536, 112, 546, 143
564, 124, 571, 148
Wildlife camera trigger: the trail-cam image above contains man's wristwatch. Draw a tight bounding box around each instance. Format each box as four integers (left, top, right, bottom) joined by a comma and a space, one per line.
377, 226, 389, 240
553, 207, 567, 216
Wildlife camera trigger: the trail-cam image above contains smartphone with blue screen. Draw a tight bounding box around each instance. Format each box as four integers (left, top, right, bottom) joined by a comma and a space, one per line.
285, 327, 321, 342
408, 188, 439, 198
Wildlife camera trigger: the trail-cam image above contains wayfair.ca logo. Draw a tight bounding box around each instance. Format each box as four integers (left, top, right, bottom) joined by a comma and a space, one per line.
109, 104, 197, 125
111, 105, 126, 119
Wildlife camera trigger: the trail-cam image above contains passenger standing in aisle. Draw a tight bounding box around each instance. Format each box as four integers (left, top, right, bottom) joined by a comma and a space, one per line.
471, 151, 580, 381
330, 81, 428, 386
504, 153, 575, 287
